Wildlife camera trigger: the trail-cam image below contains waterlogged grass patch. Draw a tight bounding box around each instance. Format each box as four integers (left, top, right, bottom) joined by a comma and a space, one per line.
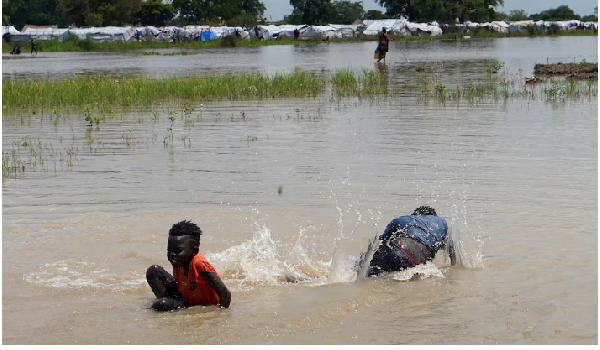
403, 63, 597, 106
2, 135, 78, 179
139, 51, 198, 56
2, 69, 326, 108
331, 68, 388, 96
3, 68, 391, 109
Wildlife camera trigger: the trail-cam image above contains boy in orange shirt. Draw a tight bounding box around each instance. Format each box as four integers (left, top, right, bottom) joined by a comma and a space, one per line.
146, 220, 231, 311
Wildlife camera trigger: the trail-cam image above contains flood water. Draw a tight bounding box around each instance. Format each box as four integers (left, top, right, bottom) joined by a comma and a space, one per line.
2, 37, 598, 344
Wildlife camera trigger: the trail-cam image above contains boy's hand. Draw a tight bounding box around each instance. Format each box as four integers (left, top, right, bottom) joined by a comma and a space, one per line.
200, 272, 231, 308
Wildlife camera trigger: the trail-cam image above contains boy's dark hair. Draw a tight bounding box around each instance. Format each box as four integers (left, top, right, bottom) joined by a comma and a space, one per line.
169, 220, 202, 243
412, 206, 437, 216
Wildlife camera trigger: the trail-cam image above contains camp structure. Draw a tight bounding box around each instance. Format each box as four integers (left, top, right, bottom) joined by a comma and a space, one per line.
19, 26, 71, 41
68, 26, 136, 42
362, 19, 442, 36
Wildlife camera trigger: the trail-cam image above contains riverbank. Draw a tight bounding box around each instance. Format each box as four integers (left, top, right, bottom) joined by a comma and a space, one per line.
2, 29, 596, 53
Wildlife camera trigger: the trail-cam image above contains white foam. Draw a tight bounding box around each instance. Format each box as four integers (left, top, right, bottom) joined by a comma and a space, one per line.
206, 225, 329, 291
23, 259, 146, 290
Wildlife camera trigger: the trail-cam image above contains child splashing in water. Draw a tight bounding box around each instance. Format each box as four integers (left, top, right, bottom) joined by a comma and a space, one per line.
359, 206, 456, 277
146, 220, 231, 311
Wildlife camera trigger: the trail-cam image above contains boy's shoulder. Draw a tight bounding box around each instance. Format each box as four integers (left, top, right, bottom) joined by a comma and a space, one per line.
191, 253, 217, 272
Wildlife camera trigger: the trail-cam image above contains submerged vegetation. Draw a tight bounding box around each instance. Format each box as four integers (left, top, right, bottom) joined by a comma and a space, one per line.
139, 51, 198, 56
3, 63, 597, 112
3, 68, 392, 109
3, 61, 597, 179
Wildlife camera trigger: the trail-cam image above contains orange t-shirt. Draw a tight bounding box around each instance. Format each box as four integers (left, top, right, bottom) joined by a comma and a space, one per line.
173, 253, 222, 307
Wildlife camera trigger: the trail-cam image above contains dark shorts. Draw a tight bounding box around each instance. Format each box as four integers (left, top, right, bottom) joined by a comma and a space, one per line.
367, 243, 416, 276
147, 265, 186, 309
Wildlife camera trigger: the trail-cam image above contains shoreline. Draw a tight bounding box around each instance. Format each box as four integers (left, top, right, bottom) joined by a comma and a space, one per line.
2, 30, 597, 54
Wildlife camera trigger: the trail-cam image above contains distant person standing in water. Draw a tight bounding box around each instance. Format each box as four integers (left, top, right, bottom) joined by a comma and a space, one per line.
362, 206, 456, 276
376, 27, 389, 63
146, 220, 231, 311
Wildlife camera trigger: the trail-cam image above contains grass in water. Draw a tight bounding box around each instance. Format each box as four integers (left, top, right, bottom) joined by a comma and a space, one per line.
331, 68, 388, 96
3, 68, 391, 109
3, 68, 326, 108
139, 51, 198, 56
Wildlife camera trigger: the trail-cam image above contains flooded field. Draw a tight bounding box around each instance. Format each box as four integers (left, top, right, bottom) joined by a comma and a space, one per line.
2, 37, 598, 344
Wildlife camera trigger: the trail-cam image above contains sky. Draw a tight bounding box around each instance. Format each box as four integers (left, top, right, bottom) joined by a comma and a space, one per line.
261, 0, 598, 21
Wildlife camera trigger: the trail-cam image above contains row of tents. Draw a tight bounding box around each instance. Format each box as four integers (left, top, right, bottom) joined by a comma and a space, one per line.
2, 18, 598, 44
456, 19, 598, 33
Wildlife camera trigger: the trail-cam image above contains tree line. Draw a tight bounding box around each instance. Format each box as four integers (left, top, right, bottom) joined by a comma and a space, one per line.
2, 0, 597, 31
496, 5, 598, 22
2, 0, 266, 29
285, 1, 597, 25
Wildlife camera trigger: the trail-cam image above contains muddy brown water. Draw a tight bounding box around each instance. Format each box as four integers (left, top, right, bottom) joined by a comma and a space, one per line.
2, 36, 598, 344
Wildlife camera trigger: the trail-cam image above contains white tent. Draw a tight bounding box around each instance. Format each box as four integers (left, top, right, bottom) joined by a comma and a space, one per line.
2, 26, 20, 35
405, 22, 443, 36
274, 24, 303, 38
179, 25, 210, 41
312, 25, 338, 38
330, 25, 357, 38
363, 19, 408, 35
132, 26, 161, 37
210, 26, 243, 38
512, 20, 533, 26
489, 21, 509, 32
68, 26, 136, 42
20, 27, 71, 41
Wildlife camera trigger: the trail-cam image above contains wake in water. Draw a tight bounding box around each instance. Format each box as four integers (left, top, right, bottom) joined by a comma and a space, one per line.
23, 259, 146, 291
22, 215, 484, 293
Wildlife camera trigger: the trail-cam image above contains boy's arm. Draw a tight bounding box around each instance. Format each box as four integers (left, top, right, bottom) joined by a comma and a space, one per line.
200, 272, 231, 308
447, 238, 457, 266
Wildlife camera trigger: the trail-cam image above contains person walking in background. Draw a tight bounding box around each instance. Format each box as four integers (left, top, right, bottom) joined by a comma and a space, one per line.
376, 27, 389, 63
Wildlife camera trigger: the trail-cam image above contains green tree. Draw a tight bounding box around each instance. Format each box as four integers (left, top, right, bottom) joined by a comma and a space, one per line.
3, 0, 63, 29
365, 9, 388, 19
63, 0, 142, 27
507, 9, 527, 21
332, 0, 364, 24
62, 0, 90, 27
289, 0, 338, 25
581, 7, 598, 22
529, 5, 580, 21
409, 0, 450, 23
377, 0, 504, 23
376, 0, 410, 19
227, 13, 259, 26
137, 0, 174, 26
493, 10, 507, 20
172, 0, 265, 25
85, 13, 103, 26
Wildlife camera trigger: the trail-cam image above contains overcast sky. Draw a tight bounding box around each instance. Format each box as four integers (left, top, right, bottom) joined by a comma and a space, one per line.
261, 0, 598, 20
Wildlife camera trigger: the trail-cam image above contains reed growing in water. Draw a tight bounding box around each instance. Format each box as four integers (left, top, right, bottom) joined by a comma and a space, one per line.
3, 68, 327, 108
3, 68, 389, 109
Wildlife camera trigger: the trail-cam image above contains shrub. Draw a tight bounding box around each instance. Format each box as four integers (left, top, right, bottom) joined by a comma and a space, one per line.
547, 24, 561, 35
221, 35, 238, 47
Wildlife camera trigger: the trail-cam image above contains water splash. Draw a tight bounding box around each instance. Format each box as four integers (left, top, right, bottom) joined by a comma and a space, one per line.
388, 261, 446, 281
206, 225, 329, 292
